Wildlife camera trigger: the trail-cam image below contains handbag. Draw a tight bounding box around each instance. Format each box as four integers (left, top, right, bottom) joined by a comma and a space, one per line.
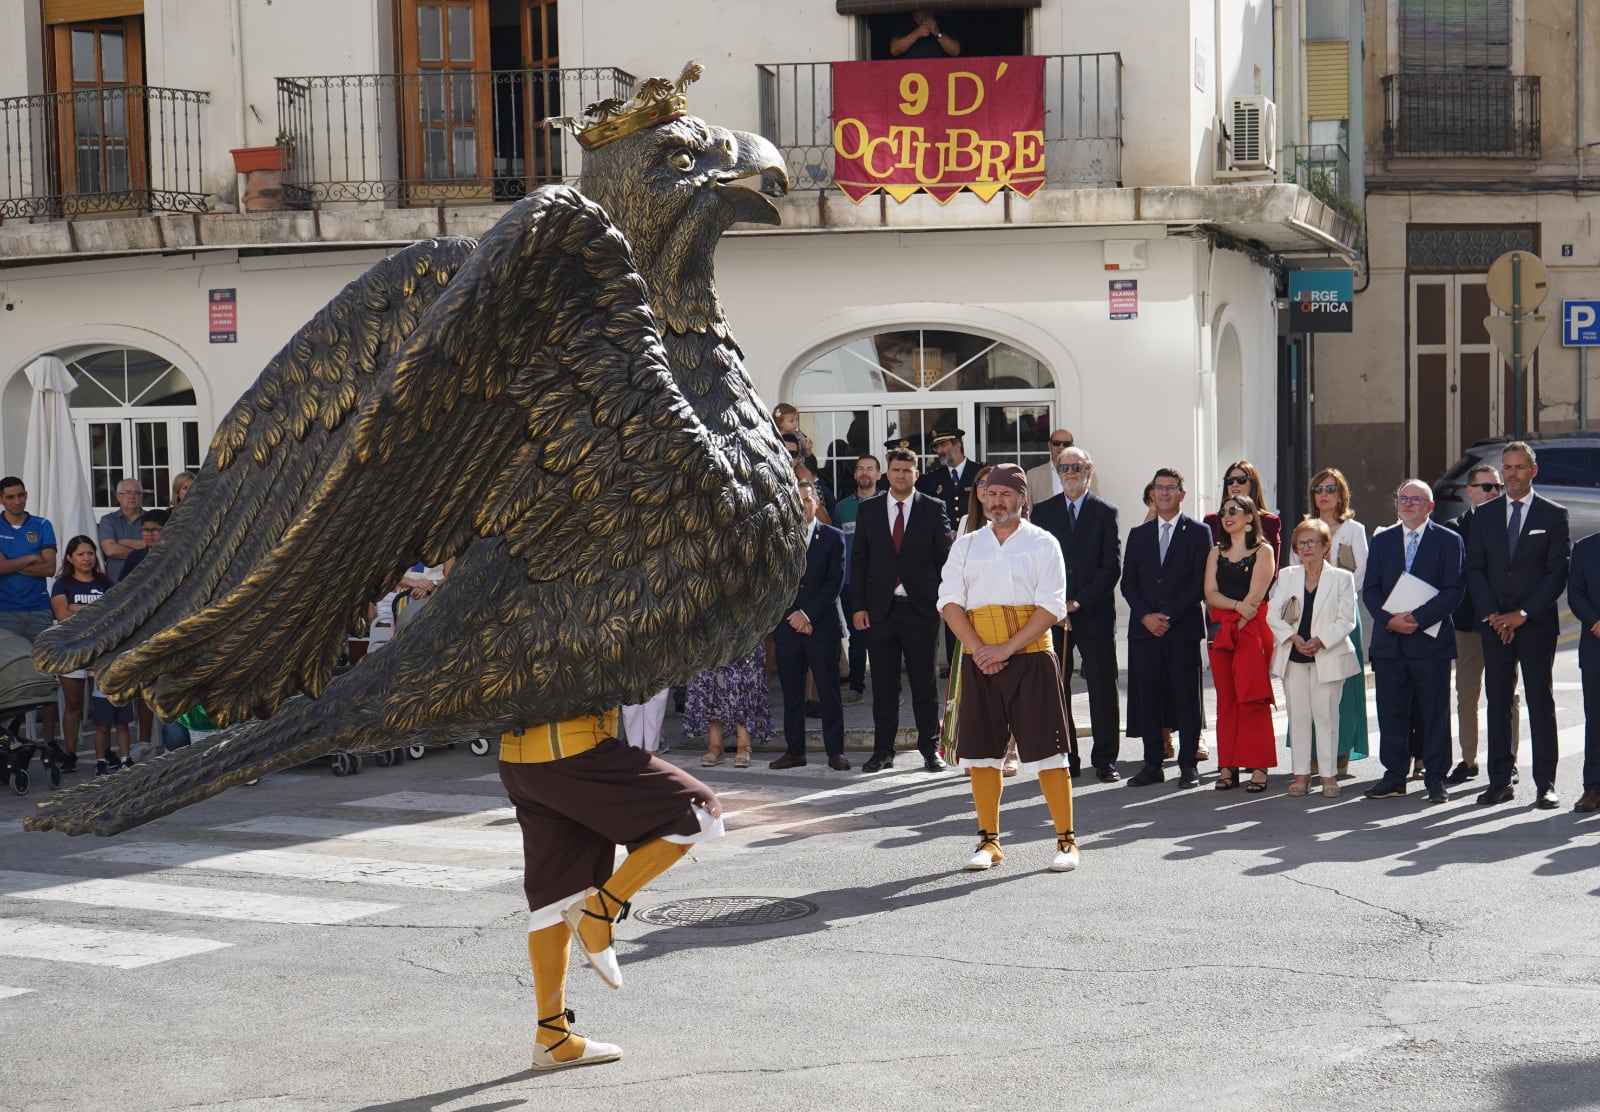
1335, 543, 1357, 572
1279, 594, 1301, 624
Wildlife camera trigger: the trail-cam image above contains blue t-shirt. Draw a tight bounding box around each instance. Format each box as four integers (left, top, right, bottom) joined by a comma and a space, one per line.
51, 575, 108, 609
0, 513, 56, 612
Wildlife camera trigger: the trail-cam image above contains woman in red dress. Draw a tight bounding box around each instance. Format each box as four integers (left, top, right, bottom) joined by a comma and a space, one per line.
1205, 493, 1278, 790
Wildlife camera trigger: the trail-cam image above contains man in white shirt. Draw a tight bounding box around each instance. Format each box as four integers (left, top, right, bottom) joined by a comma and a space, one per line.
938, 463, 1078, 874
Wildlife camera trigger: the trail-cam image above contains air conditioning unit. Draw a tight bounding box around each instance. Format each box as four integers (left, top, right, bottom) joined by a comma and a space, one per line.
1228, 95, 1278, 171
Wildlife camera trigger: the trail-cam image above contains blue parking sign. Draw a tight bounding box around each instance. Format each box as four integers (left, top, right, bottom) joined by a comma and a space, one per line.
1563, 300, 1600, 346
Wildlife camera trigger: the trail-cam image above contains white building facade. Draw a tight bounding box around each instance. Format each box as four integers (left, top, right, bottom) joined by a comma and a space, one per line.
0, 0, 1358, 525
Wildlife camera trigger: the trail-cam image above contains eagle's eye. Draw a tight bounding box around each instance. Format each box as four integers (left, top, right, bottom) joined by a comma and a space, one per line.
667, 150, 695, 173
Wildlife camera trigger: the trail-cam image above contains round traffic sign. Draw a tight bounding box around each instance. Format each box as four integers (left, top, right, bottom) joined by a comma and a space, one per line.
1486, 251, 1549, 312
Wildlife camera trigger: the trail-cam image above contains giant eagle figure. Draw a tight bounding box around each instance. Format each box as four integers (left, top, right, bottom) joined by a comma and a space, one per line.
27, 64, 807, 840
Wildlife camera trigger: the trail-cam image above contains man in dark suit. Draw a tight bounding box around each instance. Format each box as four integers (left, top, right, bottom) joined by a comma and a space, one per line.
1566, 531, 1600, 812
1033, 446, 1122, 780
1121, 467, 1210, 788
1441, 463, 1518, 784
916, 427, 984, 531
770, 480, 850, 772
1361, 480, 1465, 803
852, 446, 954, 773
1464, 441, 1571, 808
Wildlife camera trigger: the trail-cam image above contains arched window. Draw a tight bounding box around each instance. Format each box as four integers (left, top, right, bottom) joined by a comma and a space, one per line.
65, 346, 203, 512
786, 328, 1057, 495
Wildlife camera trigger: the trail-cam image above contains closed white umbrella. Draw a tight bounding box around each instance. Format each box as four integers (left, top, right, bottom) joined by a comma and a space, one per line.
21, 355, 96, 552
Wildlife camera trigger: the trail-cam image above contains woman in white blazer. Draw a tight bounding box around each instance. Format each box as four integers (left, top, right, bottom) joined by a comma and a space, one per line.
1267, 519, 1361, 797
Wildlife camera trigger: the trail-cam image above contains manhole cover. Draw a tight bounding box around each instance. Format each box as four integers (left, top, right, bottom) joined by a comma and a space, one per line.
634, 896, 818, 928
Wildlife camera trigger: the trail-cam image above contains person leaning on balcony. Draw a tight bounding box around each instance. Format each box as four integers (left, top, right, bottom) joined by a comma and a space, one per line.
890, 9, 962, 58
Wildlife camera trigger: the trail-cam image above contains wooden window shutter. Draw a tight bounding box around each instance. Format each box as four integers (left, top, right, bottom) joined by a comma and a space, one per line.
42, 0, 143, 23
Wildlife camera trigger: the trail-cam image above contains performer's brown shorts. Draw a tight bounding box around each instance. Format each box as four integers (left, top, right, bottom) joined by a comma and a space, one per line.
499, 737, 723, 929
957, 651, 1072, 770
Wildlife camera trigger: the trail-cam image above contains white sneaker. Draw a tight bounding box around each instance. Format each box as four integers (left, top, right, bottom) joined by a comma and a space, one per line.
963, 848, 996, 870
1050, 837, 1080, 873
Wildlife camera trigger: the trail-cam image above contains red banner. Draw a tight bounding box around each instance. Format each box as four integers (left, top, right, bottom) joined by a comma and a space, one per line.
831, 55, 1045, 204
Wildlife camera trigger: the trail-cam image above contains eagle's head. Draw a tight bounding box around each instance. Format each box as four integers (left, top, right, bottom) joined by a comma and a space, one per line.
581, 116, 789, 335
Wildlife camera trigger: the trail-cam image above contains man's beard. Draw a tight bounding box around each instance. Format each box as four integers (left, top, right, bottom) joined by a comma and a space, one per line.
989, 508, 1021, 525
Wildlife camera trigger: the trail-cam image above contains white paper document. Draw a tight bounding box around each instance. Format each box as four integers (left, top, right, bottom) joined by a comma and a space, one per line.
1382, 572, 1443, 638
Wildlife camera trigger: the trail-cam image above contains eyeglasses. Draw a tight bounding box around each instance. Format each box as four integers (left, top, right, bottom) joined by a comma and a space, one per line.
1220, 506, 1247, 517
1225, 475, 1250, 486
975, 480, 988, 490
1311, 484, 1340, 495
1395, 495, 1430, 506
1293, 538, 1323, 550
1472, 482, 1504, 493
1151, 484, 1181, 494
1049, 438, 1073, 448
1057, 463, 1086, 474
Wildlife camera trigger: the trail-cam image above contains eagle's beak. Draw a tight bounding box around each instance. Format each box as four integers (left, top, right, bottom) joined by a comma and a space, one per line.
715, 130, 789, 226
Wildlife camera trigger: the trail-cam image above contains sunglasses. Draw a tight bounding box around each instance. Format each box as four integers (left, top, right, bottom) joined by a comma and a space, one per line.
1472, 482, 1504, 493
1311, 484, 1340, 495
1395, 495, 1429, 506
1225, 475, 1250, 486
1057, 463, 1087, 473
1220, 506, 1248, 518
1049, 438, 1073, 448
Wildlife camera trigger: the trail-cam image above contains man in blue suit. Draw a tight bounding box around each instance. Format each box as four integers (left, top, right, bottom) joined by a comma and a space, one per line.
1121, 467, 1211, 788
1464, 441, 1571, 808
1361, 479, 1464, 803
1566, 531, 1600, 812
770, 481, 851, 771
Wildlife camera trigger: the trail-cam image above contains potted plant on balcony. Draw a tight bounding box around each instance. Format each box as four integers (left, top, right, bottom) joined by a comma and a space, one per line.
231, 130, 295, 212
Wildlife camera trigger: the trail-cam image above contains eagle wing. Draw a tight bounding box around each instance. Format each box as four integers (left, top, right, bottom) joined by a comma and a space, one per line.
32, 236, 477, 676
94, 185, 745, 725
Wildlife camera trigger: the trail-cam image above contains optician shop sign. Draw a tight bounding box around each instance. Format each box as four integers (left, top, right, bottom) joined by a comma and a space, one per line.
1287, 270, 1353, 333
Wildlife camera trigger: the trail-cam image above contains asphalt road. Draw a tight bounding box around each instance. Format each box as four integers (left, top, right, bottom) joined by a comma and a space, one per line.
2, 636, 1599, 1112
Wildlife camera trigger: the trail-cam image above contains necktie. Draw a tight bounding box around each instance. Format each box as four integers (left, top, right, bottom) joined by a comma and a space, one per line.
1067, 500, 1078, 532
1404, 529, 1418, 573
1508, 499, 1523, 558
892, 500, 905, 553
1159, 520, 1172, 564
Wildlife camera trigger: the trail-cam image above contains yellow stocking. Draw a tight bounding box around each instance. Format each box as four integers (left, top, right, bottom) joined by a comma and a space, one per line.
575, 838, 689, 955
1038, 766, 1077, 849
528, 922, 587, 1061
970, 766, 1004, 862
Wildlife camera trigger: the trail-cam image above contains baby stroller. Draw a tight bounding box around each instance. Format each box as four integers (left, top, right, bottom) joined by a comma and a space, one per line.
0, 631, 67, 795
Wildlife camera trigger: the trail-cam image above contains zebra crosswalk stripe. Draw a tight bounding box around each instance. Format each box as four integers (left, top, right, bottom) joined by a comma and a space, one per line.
0, 870, 394, 925
70, 842, 517, 891
0, 984, 33, 999
214, 815, 522, 854
339, 792, 514, 819
0, 916, 231, 969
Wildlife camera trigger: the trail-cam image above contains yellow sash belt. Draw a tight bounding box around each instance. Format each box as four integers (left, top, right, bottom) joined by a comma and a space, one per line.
499, 710, 617, 764
965, 604, 1053, 655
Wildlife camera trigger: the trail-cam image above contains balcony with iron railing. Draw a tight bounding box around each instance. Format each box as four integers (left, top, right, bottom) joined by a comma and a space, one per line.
275, 66, 633, 207
756, 53, 1122, 192
1382, 73, 1540, 158
0, 85, 209, 219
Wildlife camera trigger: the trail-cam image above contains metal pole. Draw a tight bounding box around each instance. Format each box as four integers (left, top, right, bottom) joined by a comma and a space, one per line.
1583, 346, 1590, 431
1512, 252, 1524, 437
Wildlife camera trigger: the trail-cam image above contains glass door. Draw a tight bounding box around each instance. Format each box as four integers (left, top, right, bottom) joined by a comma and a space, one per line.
400, 0, 494, 201
50, 17, 146, 214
